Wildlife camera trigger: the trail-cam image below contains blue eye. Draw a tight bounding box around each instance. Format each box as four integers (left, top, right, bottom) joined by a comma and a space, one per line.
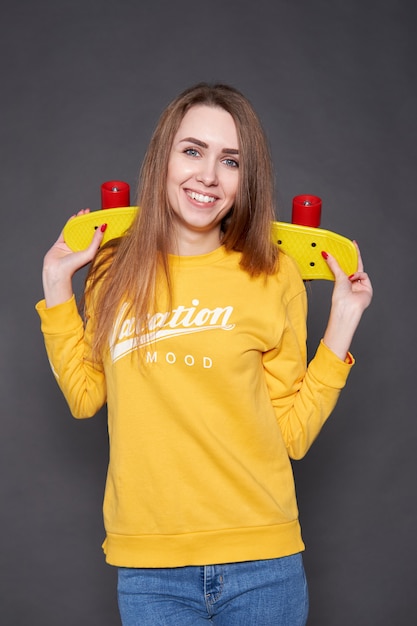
223, 158, 239, 168
184, 148, 200, 157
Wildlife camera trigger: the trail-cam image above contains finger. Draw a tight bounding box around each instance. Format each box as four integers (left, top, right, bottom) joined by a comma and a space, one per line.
65, 208, 90, 224
348, 271, 367, 283
86, 222, 107, 255
349, 271, 372, 292
95, 222, 108, 242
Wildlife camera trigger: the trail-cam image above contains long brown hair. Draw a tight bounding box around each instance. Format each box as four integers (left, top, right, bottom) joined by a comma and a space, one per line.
85, 83, 279, 359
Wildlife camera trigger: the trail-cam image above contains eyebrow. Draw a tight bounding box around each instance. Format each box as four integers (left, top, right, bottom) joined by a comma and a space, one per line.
180, 137, 239, 155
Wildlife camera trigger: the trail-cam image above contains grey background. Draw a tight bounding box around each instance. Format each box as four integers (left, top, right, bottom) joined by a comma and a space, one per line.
1, 0, 416, 624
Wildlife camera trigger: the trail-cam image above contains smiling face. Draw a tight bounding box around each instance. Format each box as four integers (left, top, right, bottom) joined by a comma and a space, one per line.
166, 105, 240, 255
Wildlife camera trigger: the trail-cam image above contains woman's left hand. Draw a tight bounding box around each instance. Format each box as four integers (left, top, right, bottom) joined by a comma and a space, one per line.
325, 241, 373, 314
322, 241, 373, 360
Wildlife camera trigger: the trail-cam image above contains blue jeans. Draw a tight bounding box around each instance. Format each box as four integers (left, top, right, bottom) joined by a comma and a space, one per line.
117, 554, 309, 625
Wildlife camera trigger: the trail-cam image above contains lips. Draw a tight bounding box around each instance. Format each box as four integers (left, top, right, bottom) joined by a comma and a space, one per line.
186, 190, 217, 204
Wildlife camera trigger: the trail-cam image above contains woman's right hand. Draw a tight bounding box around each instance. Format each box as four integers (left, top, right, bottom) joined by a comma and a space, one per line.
42, 209, 107, 308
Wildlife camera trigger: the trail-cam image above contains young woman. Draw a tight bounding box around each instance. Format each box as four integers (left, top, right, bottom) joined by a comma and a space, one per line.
37, 83, 372, 625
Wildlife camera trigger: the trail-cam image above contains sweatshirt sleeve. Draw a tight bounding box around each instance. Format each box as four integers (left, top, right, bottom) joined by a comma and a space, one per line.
35, 295, 107, 419
262, 282, 354, 460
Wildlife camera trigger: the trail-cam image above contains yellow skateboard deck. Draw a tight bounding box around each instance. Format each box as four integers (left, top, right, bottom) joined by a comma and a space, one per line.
63, 207, 136, 251
271, 221, 357, 280
63, 207, 357, 281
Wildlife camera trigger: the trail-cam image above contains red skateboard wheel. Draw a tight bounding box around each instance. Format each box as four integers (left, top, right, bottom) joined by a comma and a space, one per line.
101, 180, 130, 209
292, 194, 322, 228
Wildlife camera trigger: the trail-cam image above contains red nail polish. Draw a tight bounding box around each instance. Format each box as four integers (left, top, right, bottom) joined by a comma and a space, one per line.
348, 274, 355, 280
100, 223, 108, 233
321, 251, 328, 260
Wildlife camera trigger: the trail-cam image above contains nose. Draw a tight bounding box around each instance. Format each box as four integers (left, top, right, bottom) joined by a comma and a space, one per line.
196, 158, 218, 186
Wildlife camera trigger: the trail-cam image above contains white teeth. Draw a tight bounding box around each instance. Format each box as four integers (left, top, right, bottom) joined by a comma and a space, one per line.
188, 191, 216, 203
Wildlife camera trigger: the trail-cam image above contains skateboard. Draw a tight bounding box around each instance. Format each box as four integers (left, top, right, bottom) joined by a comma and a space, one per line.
63, 185, 358, 281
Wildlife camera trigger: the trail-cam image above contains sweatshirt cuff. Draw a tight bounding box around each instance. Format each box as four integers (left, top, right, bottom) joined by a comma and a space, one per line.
35, 295, 82, 334
309, 340, 355, 389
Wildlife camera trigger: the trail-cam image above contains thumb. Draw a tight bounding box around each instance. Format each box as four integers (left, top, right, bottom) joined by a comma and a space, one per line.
90, 222, 108, 251
78, 222, 108, 264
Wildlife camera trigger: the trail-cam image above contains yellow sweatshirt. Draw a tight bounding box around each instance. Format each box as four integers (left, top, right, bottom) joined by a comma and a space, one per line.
36, 246, 353, 568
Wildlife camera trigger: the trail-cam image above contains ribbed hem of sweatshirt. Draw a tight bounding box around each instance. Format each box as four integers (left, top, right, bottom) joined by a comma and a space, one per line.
35, 296, 81, 333
102, 520, 305, 568
311, 340, 355, 388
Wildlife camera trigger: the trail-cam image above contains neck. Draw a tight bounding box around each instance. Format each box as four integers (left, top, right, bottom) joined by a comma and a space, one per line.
169, 228, 223, 256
